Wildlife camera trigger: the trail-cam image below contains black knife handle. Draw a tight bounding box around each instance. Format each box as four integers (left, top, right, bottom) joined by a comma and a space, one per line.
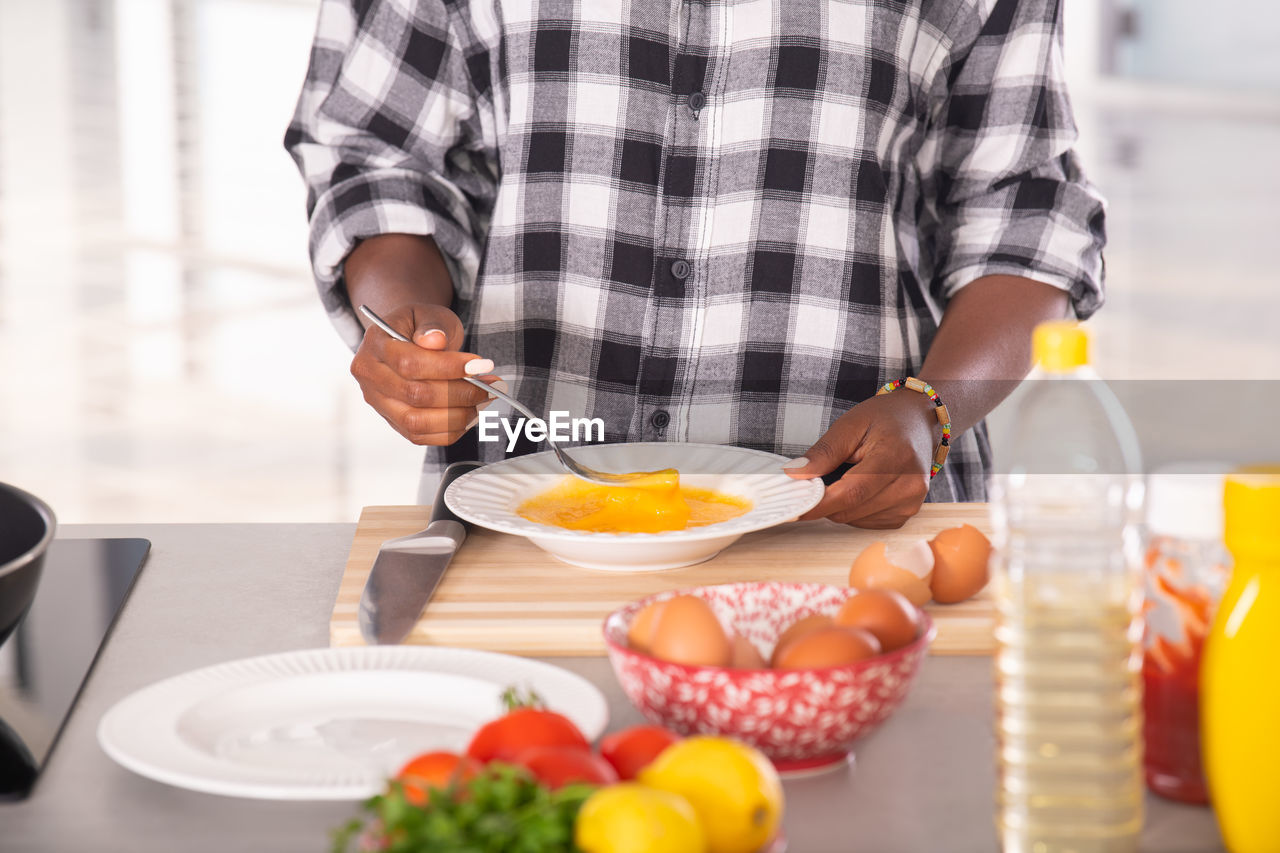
430, 461, 481, 525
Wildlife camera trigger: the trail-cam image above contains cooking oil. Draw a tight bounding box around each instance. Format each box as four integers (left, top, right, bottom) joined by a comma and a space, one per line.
989, 322, 1145, 853
994, 568, 1144, 853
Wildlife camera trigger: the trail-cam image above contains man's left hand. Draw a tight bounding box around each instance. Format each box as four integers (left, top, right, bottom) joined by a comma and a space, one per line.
782, 391, 940, 529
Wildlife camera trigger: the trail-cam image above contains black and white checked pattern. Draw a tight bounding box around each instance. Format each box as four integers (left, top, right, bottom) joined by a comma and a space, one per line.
286, 0, 1106, 501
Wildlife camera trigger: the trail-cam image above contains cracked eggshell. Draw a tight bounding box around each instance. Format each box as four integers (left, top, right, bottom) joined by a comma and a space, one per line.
929, 523, 993, 604
847, 540, 935, 607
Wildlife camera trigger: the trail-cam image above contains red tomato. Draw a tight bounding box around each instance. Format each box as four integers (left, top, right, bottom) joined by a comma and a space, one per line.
598, 725, 681, 780
514, 745, 618, 789
465, 708, 590, 764
394, 751, 482, 806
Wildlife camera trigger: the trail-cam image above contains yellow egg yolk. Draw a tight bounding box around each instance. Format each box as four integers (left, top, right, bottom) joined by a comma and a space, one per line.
516, 469, 751, 533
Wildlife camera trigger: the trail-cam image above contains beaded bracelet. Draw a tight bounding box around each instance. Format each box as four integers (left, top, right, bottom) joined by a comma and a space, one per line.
875, 377, 952, 479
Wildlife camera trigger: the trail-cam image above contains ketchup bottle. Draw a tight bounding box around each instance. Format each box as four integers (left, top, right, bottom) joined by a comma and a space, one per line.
1202, 467, 1280, 850
1142, 468, 1229, 804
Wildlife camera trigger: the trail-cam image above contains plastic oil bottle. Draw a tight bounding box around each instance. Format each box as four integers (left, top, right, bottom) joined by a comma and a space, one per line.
989, 321, 1146, 853
1201, 467, 1280, 850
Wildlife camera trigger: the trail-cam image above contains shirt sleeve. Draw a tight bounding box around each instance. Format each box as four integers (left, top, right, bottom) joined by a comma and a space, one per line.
918, 0, 1106, 319
284, 0, 498, 349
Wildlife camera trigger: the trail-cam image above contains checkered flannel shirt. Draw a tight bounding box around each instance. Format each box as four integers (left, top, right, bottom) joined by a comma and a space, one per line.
286, 0, 1106, 501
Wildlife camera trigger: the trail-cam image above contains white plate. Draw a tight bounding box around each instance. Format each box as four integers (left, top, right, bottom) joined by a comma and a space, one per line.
97, 646, 607, 800
445, 442, 824, 571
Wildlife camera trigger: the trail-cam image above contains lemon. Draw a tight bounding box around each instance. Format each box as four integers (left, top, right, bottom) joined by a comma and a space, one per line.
638, 737, 783, 853
574, 783, 706, 853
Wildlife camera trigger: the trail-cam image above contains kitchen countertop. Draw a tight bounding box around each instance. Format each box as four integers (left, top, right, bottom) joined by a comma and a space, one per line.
3, 523, 1224, 853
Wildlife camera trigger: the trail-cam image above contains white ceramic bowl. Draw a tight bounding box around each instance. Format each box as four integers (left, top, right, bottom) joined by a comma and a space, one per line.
444, 442, 824, 572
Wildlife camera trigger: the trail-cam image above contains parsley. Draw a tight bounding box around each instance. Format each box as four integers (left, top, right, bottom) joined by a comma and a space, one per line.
501, 686, 545, 712
332, 764, 591, 853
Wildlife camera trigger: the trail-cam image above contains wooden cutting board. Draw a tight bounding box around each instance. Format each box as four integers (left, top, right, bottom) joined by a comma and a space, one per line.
330, 504, 996, 656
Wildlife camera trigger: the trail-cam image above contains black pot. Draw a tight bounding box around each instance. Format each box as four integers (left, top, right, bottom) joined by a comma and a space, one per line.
0, 483, 55, 648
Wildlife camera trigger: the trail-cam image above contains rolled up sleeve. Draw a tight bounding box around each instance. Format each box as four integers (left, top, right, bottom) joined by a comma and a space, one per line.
920, 0, 1106, 318
285, 0, 497, 348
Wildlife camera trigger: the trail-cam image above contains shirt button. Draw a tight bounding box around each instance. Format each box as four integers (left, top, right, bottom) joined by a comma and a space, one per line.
650, 410, 670, 430
688, 91, 705, 114
670, 259, 691, 281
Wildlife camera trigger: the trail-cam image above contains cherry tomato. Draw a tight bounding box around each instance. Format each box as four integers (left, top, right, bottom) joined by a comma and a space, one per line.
394, 751, 481, 806
465, 708, 590, 763
514, 745, 618, 789
598, 725, 681, 780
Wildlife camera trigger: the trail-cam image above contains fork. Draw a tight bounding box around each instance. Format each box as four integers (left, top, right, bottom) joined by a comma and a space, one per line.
358, 305, 648, 486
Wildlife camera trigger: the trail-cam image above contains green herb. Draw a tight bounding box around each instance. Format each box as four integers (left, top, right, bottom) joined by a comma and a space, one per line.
500, 685, 546, 712
332, 763, 591, 853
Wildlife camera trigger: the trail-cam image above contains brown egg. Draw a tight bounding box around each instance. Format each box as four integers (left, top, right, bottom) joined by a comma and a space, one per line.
649, 595, 731, 667
728, 632, 768, 669
834, 589, 921, 652
627, 599, 669, 654
773, 626, 882, 669
768, 613, 834, 667
929, 524, 992, 604
847, 540, 935, 606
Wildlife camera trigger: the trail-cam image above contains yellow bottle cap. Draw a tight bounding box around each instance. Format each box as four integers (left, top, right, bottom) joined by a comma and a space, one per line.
1032, 321, 1090, 373
1224, 466, 1280, 560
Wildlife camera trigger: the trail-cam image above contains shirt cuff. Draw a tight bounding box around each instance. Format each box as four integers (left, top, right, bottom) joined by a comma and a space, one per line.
941, 261, 1103, 320
308, 169, 482, 350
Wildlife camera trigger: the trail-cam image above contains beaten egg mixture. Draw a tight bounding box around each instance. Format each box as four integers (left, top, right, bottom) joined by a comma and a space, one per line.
516, 469, 751, 533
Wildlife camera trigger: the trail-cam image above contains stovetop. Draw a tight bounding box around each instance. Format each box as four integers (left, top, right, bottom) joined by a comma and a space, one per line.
0, 538, 149, 800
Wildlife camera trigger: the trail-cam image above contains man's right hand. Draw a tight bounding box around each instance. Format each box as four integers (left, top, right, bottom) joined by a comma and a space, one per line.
350, 303, 499, 446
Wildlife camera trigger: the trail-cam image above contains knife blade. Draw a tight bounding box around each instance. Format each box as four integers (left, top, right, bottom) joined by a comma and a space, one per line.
358, 460, 480, 645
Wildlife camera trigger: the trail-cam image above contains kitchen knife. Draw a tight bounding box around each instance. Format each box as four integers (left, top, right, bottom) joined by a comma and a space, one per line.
358, 461, 480, 645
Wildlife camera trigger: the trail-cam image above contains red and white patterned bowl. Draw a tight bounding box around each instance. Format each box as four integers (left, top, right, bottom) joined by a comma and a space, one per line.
603, 582, 934, 774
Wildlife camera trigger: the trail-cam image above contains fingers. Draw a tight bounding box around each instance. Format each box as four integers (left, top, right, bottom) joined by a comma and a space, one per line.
359, 302, 480, 379
783, 413, 870, 480
350, 303, 499, 446
798, 441, 906, 520
372, 395, 495, 446
370, 303, 467, 352
356, 360, 496, 409
408, 304, 466, 351
833, 510, 915, 530
362, 335, 486, 381
413, 328, 449, 350
798, 471, 894, 522
825, 475, 930, 528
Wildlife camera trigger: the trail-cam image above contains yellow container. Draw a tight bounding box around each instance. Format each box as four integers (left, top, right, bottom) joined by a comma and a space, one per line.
1202, 466, 1280, 850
